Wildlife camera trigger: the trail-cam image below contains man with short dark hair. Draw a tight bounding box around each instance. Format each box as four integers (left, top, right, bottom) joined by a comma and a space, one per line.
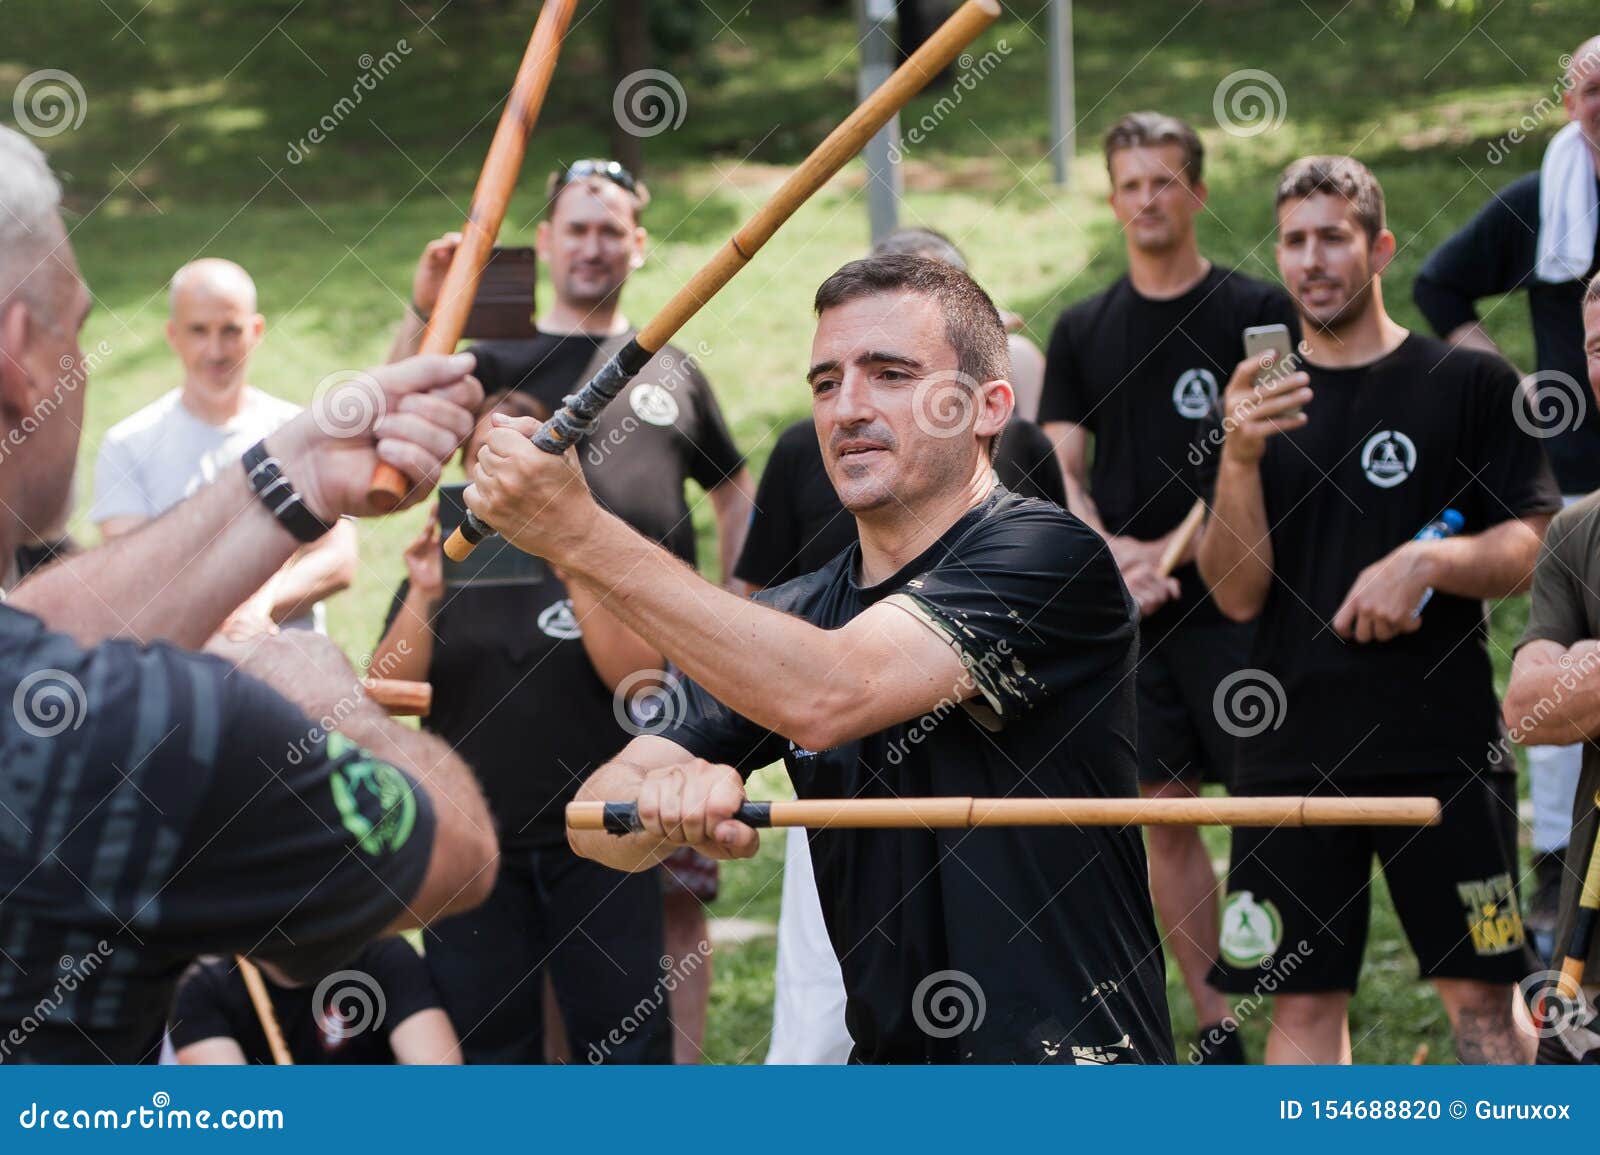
0, 125, 496, 1063
471, 253, 1174, 1064
1198, 155, 1560, 1064
1040, 111, 1298, 1061
391, 158, 752, 1061
1413, 37, 1600, 944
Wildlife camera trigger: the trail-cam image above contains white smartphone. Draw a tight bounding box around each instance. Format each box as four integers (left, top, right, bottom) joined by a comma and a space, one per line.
1242, 323, 1300, 418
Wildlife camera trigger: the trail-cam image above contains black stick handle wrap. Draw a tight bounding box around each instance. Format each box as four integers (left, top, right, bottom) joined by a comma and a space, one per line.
536, 338, 652, 455
602, 800, 773, 836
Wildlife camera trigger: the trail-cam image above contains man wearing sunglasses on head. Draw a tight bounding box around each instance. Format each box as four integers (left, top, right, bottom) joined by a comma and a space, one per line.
389, 159, 754, 1061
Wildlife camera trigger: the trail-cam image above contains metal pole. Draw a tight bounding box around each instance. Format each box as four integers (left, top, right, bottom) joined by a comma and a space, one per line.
857, 0, 902, 242
1049, 0, 1074, 186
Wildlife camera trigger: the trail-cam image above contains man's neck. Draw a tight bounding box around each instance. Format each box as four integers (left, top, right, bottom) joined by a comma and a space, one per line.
539, 297, 630, 337
1300, 291, 1409, 369
855, 466, 995, 587
1126, 240, 1210, 300
180, 379, 248, 426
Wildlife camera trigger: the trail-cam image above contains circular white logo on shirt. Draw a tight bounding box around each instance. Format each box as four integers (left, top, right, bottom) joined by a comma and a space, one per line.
537, 598, 582, 640
1360, 430, 1417, 488
1172, 368, 1219, 419
1219, 890, 1283, 967
629, 383, 680, 426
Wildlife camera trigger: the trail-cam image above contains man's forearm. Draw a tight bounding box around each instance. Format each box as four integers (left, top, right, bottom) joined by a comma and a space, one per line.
1416, 517, 1548, 600
1506, 642, 1600, 745
562, 511, 845, 739
370, 587, 436, 683
1196, 458, 1274, 620
12, 469, 298, 648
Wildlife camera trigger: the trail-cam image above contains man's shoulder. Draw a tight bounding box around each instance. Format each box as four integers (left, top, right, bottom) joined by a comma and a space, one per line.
1211, 264, 1292, 310
101, 389, 183, 447
1055, 276, 1130, 331
1497, 170, 1542, 213
772, 418, 820, 460
1405, 331, 1517, 389
1547, 492, 1600, 551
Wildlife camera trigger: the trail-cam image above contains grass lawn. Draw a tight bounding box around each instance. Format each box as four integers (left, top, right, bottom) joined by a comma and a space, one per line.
5, 0, 1592, 1063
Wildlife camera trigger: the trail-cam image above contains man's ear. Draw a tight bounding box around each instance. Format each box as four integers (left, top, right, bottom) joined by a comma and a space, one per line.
0, 299, 36, 422
976, 378, 1015, 443
534, 219, 552, 262
1370, 228, 1398, 278
630, 226, 648, 270
1191, 177, 1209, 211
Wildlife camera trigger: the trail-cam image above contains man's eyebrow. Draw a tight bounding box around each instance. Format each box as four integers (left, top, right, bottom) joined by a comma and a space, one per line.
807, 351, 925, 384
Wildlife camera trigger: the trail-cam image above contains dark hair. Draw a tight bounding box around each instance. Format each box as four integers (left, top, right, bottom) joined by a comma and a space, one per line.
461, 389, 548, 465
870, 227, 967, 271
1103, 111, 1204, 185
814, 254, 1009, 388
1274, 155, 1386, 241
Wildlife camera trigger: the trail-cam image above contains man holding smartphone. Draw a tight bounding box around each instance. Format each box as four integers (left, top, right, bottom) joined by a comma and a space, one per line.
1198, 155, 1560, 1064
1039, 111, 1297, 1061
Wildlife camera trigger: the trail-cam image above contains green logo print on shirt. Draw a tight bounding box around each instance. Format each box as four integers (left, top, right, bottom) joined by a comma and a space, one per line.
328, 732, 417, 856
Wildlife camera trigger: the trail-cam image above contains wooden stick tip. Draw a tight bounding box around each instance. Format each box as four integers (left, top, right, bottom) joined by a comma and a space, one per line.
443, 528, 476, 562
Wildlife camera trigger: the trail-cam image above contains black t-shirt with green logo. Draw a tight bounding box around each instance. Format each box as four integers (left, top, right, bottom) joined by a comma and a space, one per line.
0, 605, 436, 1064
1039, 266, 1297, 631
664, 488, 1173, 1064
1200, 334, 1560, 788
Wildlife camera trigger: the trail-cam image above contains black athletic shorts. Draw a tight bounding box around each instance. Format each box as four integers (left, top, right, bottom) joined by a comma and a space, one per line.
1209, 770, 1537, 993
1134, 619, 1251, 788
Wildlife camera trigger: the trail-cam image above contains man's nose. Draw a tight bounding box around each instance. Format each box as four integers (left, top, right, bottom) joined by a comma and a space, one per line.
833, 371, 876, 425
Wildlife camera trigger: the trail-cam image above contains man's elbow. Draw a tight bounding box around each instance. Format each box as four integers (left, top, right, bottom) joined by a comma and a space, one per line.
1210, 590, 1263, 623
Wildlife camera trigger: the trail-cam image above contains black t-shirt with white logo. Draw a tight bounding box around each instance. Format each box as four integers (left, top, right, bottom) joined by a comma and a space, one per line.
0, 605, 437, 1064
665, 489, 1172, 1065
168, 938, 443, 1064
471, 331, 745, 567
1200, 334, 1560, 788
383, 574, 628, 852
734, 417, 1068, 590
1039, 266, 1297, 630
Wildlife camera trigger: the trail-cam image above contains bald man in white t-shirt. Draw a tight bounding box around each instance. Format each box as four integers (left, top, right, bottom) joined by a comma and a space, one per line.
92, 259, 358, 634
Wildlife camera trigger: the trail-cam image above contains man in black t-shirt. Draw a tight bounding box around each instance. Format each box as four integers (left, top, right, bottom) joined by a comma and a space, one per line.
0, 126, 497, 1063
392, 160, 752, 1059
471, 254, 1174, 1064
1412, 38, 1600, 942
1039, 112, 1297, 1060
170, 940, 458, 1064
1197, 155, 1561, 1065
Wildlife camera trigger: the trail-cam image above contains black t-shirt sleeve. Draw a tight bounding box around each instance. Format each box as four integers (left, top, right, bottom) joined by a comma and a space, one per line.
1462, 353, 1562, 527
159, 670, 438, 983
733, 437, 803, 588
364, 937, 443, 1034
1037, 311, 1089, 427
883, 504, 1135, 723
1413, 179, 1537, 336
167, 960, 243, 1050
1519, 508, 1590, 650
681, 359, 746, 491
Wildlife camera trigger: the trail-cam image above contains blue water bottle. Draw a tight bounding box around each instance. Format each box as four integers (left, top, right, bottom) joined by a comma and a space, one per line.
1410, 508, 1464, 618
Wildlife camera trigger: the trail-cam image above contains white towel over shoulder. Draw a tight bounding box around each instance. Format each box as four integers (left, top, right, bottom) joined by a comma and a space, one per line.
1537, 121, 1600, 284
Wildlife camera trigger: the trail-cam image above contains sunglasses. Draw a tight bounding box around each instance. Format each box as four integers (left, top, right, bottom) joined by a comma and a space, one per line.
551, 158, 638, 197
